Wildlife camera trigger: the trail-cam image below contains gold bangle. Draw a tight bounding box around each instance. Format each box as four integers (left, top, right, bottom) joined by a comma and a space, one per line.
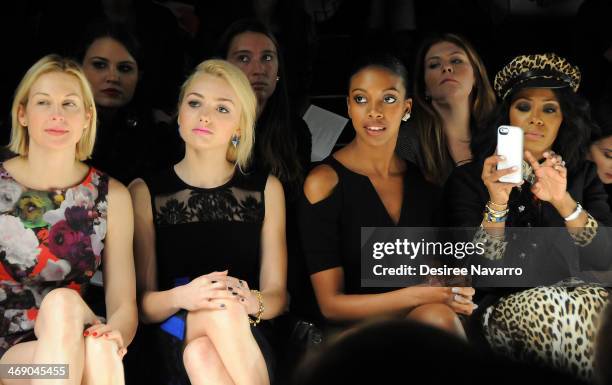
248, 289, 264, 326
488, 200, 508, 210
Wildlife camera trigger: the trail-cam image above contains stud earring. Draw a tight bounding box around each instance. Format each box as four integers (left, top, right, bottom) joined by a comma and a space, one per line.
276, 76, 280, 82
401, 111, 411, 122
231, 134, 240, 148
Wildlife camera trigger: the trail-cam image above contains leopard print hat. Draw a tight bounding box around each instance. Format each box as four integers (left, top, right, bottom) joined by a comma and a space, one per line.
494, 53, 581, 100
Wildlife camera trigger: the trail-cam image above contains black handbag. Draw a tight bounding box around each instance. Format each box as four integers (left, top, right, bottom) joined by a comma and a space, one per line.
290, 319, 323, 350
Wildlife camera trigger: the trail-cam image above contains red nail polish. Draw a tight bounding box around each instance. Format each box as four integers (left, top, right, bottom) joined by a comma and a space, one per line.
92, 332, 98, 337
83, 331, 89, 336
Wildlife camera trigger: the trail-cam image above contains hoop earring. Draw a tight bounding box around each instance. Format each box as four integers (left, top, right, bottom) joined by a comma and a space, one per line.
401, 111, 411, 122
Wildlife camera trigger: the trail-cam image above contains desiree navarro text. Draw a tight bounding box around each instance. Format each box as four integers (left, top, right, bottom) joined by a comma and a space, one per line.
372, 264, 523, 277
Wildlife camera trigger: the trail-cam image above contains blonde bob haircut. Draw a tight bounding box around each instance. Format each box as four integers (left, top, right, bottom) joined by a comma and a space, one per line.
8, 54, 97, 160
178, 59, 257, 170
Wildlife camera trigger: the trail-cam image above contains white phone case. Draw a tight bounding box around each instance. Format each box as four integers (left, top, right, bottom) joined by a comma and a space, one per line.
497, 125, 523, 184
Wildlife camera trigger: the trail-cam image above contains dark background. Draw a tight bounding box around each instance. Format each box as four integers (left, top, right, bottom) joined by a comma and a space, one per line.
1, 0, 610, 150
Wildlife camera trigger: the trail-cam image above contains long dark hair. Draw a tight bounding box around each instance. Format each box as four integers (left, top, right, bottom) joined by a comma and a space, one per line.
472, 87, 595, 175
217, 19, 303, 192
412, 33, 496, 185
591, 104, 612, 143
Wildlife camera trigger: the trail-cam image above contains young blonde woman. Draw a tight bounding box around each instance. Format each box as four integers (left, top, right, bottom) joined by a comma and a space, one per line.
130, 59, 286, 385
0, 55, 137, 385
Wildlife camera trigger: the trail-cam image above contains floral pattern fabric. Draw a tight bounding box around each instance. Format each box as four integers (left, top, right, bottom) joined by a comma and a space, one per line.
0, 163, 108, 355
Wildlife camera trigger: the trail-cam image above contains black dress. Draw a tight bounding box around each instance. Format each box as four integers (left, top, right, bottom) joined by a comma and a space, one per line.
298, 156, 442, 298
142, 166, 275, 384
88, 107, 158, 186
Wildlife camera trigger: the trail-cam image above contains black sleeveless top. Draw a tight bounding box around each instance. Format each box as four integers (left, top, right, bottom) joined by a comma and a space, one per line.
142, 167, 268, 291
298, 156, 442, 295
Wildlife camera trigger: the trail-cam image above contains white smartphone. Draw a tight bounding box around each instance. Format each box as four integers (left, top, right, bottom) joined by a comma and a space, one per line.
496, 125, 523, 184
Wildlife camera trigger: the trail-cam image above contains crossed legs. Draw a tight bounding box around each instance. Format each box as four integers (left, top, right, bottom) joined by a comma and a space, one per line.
0, 288, 124, 385
182, 300, 269, 385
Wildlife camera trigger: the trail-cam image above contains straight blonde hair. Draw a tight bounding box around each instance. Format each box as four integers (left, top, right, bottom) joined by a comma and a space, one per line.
8, 54, 97, 160
178, 59, 257, 170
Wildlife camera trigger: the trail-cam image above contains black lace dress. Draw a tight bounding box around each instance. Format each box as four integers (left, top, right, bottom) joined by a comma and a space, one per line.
141, 166, 275, 384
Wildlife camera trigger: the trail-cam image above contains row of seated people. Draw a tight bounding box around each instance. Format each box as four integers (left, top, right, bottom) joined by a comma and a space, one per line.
1, 23, 612, 385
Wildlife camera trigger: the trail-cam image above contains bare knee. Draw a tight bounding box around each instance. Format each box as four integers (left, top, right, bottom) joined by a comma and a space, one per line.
85, 336, 122, 363
36, 288, 86, 337
183, 337, 216, 373
84, 337, 124, 385
408, 304, 464, 337
185, 300, 250, 350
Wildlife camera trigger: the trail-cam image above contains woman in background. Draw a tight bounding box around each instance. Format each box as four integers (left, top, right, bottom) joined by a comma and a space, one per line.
589, 119, 612, 209
79, 22, 162, 184
397, 33, 496, 185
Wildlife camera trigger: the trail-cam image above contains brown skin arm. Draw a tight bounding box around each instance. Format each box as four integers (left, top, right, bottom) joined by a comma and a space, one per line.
304, 165, 473, 321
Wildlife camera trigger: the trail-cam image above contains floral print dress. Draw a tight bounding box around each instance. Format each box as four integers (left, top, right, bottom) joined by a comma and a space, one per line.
0, 163, 108, 356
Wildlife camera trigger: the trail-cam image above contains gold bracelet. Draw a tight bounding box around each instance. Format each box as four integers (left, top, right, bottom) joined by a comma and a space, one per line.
487, 200, 508, 210
485, 203, 509, 216
248, 289, 264, 326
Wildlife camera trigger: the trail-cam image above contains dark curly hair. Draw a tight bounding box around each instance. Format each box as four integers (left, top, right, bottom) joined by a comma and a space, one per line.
471, 87, 596, 175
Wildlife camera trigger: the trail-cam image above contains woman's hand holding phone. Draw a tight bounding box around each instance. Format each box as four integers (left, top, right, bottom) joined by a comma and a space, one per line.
481, 126, 525, 205
481, 154, 524, 206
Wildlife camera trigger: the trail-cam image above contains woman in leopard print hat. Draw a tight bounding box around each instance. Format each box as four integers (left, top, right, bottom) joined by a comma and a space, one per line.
445, 53, 612, 381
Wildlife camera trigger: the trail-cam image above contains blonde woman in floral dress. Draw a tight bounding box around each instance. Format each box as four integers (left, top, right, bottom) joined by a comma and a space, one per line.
0, 55, 137, 385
